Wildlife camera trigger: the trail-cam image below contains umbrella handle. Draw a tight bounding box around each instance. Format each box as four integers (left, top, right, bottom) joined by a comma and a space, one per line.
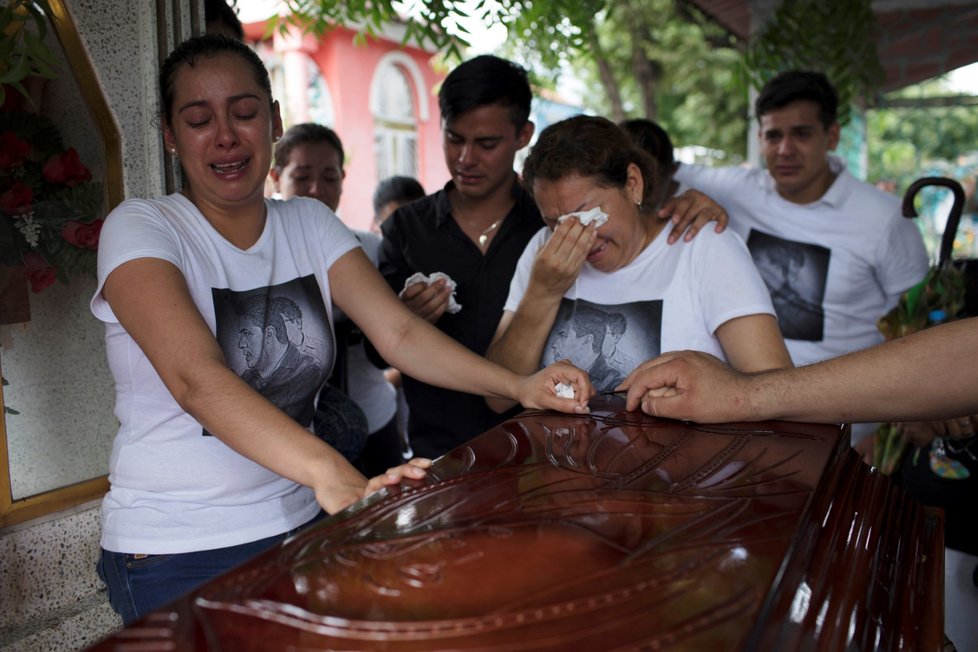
902, 176, 965, 267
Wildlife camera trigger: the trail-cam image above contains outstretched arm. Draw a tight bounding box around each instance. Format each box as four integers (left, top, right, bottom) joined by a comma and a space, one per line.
331, 248, 595, 414
104, 258, 425, 515
617, 318, 978, 424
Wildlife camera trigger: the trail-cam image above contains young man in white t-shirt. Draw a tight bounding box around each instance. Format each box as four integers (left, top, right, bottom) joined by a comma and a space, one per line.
674, 70, 929, 445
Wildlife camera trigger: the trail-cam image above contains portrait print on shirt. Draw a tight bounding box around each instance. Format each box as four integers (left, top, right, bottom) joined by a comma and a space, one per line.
541, 298, 663, 393
210, 275, 332, 433
747, 230, 829, 342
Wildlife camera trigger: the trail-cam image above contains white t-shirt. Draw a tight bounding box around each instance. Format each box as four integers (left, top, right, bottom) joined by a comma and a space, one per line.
504, 224, 776, 393
91, 194, 358, 554
675, 159, 929, 366
675, 159, 929, 443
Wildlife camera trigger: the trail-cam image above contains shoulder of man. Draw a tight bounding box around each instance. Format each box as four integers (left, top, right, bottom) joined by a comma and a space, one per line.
828, 162, 901, 219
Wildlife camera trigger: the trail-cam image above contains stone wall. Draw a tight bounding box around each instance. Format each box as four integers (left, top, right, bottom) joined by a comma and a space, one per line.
1, 1, 170, 649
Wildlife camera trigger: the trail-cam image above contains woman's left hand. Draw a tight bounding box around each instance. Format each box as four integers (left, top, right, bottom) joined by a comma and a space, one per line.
516, 359, 594, 414
363, 458, 432, 498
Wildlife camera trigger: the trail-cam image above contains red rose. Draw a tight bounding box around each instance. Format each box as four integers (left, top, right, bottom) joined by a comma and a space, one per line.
0, 131, 31, 168
0, 181, 33, 215
61, 218, 103, 249
42, 148, 92, 187
22, 252, 56, 293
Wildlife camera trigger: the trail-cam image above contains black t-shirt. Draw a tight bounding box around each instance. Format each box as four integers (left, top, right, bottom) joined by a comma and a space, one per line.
378, 178, 544, 458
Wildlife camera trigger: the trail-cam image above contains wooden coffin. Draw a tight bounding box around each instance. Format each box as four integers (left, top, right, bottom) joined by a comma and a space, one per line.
87, 396, 944, 651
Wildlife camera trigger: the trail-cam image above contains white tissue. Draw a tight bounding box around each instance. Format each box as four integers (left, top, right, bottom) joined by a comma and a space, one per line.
402, 272, 462, 314
554, 382, 575, 399
556, 206, 608, 228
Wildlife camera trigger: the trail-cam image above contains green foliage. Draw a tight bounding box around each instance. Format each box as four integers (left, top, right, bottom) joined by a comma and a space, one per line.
504, 0, 748, 158
867, 77, 978, 192
272, 0, 473, 60
743, 0, 884, 125
0, 1, 59, 108
273, 0, 610, 65
874, 263, 967, 474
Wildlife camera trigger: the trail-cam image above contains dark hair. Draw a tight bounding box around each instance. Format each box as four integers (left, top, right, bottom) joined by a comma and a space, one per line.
204, 0, 244, 40
372, 176, 425, 216
522, 115, 658, 209
755, 70, 838, 128
236, 295, 296, 345
619, 118, 675, 177
570, 305, 612, 354
438, 55, 531, 131
159, 33, 272, 125
606, 311, 627, 337
273, 123, 344, 173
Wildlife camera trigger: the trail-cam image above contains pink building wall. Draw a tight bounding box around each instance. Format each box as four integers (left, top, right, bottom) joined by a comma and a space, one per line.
245, 22, 448, 231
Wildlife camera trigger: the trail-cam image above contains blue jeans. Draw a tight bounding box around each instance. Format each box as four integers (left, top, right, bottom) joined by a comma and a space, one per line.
97, 513, 324, 625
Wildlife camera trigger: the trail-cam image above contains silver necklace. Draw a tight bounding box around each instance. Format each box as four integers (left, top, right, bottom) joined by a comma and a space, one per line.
477, 219, 502, 249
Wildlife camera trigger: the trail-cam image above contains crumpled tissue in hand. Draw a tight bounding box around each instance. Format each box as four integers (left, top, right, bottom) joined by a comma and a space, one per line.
402, 272, 462, 314
554, 382, 575, 399
556, 206, 608, 228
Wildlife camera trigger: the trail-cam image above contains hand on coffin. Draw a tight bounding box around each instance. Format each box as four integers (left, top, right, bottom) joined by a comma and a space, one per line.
516, 359, 594, 414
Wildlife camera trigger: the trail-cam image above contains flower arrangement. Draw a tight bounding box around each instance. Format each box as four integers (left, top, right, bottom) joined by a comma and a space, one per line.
0, 110, 102, 293
872, 263, 966, 474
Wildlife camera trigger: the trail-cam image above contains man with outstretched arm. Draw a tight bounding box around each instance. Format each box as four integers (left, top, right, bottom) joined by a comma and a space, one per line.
618, 317, 978, 427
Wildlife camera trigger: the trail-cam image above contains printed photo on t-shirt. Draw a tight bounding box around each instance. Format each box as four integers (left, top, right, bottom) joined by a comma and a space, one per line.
209, 275, 332, 432
541, 298, 663, 393
747, 230, 829, 342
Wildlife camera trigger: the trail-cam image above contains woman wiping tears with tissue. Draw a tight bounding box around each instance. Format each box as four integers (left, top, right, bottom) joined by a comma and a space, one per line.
485, 115, 792, 411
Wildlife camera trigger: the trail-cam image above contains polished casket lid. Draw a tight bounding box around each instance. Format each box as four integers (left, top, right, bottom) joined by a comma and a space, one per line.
87, 396, 943, 651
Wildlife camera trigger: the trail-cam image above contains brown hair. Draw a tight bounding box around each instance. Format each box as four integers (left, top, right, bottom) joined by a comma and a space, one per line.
522, 115, 658, 210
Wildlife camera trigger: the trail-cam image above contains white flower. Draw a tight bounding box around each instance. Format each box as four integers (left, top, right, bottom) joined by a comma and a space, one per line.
15, 212, 40, 248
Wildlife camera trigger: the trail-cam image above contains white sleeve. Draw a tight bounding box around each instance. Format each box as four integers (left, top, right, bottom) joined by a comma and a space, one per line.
873, 207, 930, 299
91, 199, 182, 323
673, 163, 750, 203
694, 230, 777, 333
503, 227, 550, 314
291, 197, 359, 270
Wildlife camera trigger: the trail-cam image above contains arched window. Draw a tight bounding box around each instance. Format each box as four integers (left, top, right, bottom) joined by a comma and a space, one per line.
371, 54, 425, 180
306, 59, 335, 128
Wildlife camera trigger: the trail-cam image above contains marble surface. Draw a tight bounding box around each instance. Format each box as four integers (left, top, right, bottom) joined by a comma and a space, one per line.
0, 504, 121, 651
85, 397, 944, 651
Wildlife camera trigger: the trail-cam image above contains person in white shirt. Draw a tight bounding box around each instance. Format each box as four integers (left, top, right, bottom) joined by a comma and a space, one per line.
673, 70, 930, 445
485, 115, 792, 411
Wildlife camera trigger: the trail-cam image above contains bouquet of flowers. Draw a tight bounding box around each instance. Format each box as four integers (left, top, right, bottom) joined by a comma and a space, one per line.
873, 263, 966, 474
0, 110, 103, 293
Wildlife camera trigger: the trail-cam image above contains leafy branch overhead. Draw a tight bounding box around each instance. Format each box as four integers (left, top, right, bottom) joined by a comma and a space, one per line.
270, 0, 611, 62
742, 0, 885, 125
